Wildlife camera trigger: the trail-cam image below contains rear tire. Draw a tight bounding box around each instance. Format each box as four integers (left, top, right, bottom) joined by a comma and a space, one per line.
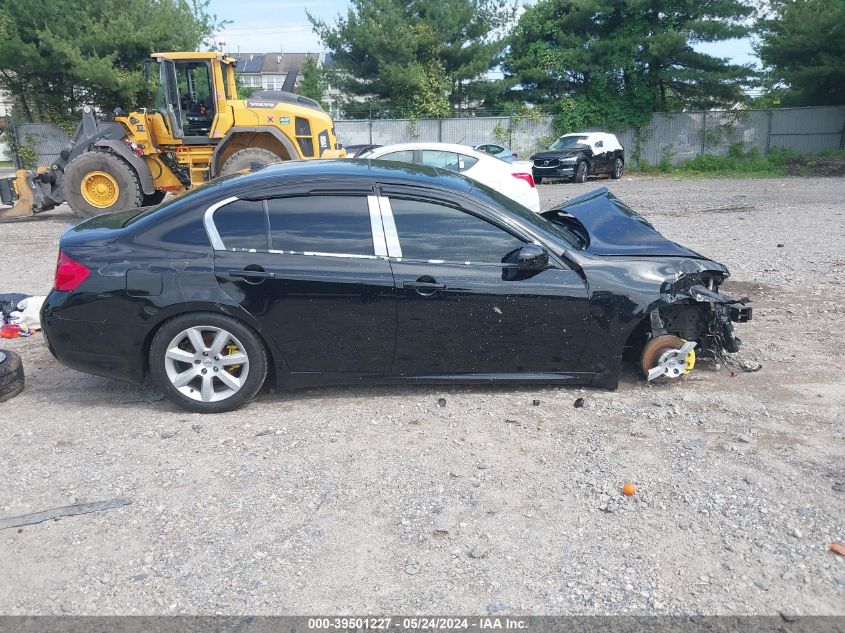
0, 349, 25, 403
64, 149, 144, 218
149, 313, 268, 413
573, 161, 588, 183
220, 148, 283, 177
610, 158, 624, 179
534, 176, 543, 184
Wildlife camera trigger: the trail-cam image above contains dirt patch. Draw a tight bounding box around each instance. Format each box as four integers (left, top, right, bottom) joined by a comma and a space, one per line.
786, 155, 845, 177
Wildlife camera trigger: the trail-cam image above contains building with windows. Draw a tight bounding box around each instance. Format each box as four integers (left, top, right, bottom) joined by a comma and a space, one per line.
227, 52, 339, 115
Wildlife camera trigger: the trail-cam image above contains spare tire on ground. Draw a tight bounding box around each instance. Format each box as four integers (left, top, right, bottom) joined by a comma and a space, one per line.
0, 349, 25, 403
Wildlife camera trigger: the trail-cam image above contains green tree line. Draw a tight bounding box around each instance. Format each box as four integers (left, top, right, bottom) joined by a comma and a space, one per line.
311, 0, 845, 124
0, 0, 224, 125
0, 0, 841, 128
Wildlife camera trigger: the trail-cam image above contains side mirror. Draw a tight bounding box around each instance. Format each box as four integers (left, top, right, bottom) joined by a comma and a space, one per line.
517, 243, 548, 271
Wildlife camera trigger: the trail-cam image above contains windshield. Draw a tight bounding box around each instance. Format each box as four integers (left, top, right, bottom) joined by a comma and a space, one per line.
469, 180, 583, 249
549, 135, 588, 150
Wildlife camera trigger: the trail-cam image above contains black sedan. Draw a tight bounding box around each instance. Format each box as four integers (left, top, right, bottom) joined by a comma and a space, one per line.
42, 160, 750, 413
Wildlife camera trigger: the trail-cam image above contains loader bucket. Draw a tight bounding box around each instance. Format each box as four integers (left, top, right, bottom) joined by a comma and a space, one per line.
0, 170, 37, 221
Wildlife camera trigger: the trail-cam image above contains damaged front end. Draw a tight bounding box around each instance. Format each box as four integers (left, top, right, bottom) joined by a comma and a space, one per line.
643, 271, 753, 380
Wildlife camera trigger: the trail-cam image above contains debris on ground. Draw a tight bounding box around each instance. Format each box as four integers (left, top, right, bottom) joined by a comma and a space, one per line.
0, 497, 133, 530
830, 543, 845, 557
573, 397, 585, 408
622, 483, 637, 496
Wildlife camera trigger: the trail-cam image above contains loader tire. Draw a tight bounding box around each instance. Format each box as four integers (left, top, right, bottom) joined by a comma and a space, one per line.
142, 190, 167, 207
220, 148, 283, 177
0, 350, 24, 403
65, 148, 144, 218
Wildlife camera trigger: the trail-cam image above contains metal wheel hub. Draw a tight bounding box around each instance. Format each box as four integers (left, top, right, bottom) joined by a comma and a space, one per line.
647, 341, 697, 382
81, 171, 119, 208
164, 326, 249, 402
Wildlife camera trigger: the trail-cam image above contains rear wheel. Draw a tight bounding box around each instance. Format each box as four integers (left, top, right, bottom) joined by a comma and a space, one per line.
64, 149, 144, 218
220, 148, 283, 177
149, 313, 269, 413
534, 176, 543, 184
0, 349, 25, 403
573, 161, 588, 183
610, 158, 624, 179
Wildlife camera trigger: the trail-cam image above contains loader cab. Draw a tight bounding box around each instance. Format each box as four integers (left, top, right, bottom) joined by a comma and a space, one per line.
151, 52, 238, 144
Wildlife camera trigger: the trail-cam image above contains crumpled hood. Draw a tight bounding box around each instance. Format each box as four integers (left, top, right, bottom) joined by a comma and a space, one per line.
541, 187, 706, 258
531, 148, 587, 160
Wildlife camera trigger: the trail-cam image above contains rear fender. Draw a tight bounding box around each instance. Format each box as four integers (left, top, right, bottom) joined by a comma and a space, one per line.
140, 300, 290, 379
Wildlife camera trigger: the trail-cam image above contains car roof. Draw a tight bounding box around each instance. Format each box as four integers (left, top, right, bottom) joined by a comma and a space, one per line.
216, 158, 475, 196
367, 142, 491, 159
561, 132, 618, 142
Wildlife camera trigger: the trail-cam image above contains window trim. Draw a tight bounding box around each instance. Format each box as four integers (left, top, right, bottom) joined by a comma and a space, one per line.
204, 195, 238, 250
375, 196, 402, 258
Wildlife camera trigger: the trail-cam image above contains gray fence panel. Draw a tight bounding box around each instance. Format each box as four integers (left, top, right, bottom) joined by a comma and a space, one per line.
770, 106, 845, 154
510, 118, 555, 157
334, 121, 372, 145
9, 106, 843, 169
15, 123, 71, 168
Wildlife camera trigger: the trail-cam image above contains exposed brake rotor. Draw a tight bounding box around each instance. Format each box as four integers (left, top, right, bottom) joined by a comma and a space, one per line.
641, 335, 697, 382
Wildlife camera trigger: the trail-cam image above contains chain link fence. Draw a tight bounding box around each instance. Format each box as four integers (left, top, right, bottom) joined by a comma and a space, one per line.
336, 106, 845, 165
3, 106, 844, 168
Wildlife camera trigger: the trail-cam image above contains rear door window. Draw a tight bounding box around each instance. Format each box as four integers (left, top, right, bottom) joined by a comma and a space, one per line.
388, 198, 524, 263
214, 199, 268, 251
266, 195, 374, 256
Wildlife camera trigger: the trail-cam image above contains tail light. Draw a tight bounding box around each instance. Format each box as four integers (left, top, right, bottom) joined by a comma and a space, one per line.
54, 250, 91, 291
512, 172, 535, 188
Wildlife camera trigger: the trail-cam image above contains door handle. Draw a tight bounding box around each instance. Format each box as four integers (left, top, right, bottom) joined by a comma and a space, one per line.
403, 281, 446, 290
228, 269, 275, 280
403, 279, 446, 297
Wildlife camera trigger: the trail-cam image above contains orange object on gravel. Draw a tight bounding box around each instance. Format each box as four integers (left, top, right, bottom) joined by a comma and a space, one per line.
622, 483, 636, 496
830, 543, 845, 556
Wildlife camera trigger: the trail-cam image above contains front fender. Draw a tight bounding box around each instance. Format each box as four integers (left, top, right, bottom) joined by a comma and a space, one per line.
93, 139, 156, 195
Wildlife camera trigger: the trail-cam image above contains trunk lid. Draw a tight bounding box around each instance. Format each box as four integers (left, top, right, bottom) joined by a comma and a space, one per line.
59, 209, 139, 247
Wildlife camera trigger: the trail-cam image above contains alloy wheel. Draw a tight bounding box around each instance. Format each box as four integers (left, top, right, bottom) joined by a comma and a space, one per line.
163, 326, 250, 402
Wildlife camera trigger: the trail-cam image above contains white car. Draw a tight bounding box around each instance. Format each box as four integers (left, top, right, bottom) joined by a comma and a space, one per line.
359, 142, 540, 212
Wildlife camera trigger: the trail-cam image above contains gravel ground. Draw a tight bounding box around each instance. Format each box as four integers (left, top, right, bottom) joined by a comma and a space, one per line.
0, 175, 843, 616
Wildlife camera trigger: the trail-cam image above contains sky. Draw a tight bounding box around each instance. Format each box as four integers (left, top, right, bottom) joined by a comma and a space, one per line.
209, 0, 759, 67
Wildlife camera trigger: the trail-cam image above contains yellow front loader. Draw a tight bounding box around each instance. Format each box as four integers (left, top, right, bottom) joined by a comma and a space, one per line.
0, 52, 344, 220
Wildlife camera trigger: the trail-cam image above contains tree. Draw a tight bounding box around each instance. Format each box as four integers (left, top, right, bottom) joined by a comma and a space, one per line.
502, 0, 755, 129
309, 0, 514, 118
0, 0, 225, 124
298, 56, 328, 107
757, 0, 845, 106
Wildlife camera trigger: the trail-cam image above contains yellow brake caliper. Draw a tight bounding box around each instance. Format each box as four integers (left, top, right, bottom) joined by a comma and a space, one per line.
683, 347, 696, 375
225, 343, 241, 374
